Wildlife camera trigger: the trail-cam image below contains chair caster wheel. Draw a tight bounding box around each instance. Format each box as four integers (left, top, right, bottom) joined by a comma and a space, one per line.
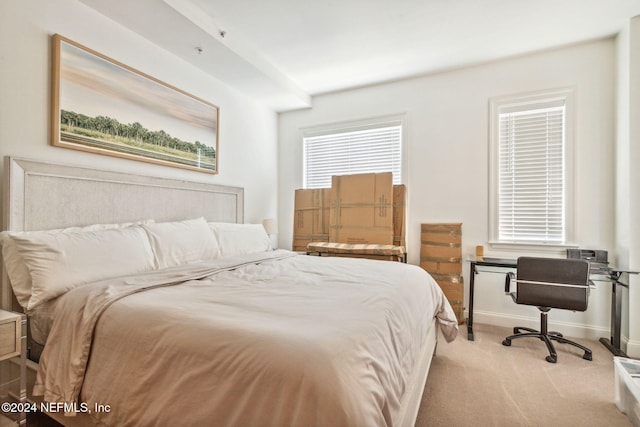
546, 355, 557, 363
583, 352, 592, 361
502, 339, 511, 346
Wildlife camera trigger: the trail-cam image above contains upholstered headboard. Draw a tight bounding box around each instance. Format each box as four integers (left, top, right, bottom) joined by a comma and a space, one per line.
2, 156, 244, 310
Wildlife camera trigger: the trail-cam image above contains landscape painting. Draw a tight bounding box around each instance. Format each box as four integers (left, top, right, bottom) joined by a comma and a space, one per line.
51, 34, 219, 173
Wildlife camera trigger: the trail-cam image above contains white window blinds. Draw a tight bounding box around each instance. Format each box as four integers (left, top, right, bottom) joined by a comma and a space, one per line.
303, 121, 402, 189
497, 101, 565, 243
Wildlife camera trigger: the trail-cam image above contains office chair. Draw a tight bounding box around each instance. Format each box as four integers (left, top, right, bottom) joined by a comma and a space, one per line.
502, 257, 593, 363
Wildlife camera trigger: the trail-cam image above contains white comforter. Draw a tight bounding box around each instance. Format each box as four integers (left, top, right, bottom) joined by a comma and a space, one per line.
34, 251, 457, 426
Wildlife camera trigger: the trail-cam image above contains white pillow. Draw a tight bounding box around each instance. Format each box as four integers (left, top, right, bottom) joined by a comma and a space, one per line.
9, 226, 155, 310
0, 220, 154, 309
0, 236, 32, 308
141, 218, 220, 269
208, 222, 272, 257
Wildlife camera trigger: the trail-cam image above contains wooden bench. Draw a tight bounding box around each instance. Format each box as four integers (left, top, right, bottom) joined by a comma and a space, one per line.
306, 242, 407, 263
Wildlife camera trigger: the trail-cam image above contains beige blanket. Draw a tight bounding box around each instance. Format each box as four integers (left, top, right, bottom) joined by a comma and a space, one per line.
34, 251, 458, 426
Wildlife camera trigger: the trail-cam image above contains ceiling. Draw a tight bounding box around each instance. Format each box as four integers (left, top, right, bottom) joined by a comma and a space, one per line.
80, 0, 640, 112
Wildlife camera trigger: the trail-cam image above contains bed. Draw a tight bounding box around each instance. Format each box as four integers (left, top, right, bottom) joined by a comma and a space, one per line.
0, 157, 458, 426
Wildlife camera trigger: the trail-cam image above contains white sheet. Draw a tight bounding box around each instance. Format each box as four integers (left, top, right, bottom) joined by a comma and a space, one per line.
34, 251, 457, 426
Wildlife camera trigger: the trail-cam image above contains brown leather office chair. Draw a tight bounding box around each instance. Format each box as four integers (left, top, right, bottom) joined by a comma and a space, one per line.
502, 257, 593, 363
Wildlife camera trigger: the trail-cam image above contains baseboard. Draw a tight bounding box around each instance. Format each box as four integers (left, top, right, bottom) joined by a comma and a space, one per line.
469, 310, 609, 341
625, 339, 640, 358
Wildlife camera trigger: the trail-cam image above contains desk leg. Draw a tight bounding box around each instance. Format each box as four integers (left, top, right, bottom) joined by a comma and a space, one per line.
599, 277, 627, 356
467, 262, 476, 341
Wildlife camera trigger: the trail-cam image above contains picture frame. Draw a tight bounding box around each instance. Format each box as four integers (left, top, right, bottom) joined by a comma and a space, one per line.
51, 34, 219, 174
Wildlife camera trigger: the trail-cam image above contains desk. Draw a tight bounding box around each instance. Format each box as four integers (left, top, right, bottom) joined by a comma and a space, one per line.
467, 257, 638, 357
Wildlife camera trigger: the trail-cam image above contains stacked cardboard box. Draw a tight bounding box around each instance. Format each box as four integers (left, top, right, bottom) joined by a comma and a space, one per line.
293, 173, 406, 261
292, 188, 331, 252
420, 223, 464, 323
329, 173, 394, 245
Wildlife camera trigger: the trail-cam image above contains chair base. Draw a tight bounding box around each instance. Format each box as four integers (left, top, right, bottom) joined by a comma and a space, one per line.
502, 312, 593, 363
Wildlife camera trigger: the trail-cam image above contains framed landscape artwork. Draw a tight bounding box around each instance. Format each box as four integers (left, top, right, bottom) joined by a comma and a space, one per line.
51, 34, 219, 174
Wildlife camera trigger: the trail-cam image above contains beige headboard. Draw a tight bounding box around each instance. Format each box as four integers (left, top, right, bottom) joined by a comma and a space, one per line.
2, 156, 244, 310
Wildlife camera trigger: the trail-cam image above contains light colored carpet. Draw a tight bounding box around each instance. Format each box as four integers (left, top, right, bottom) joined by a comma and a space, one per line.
417, 323, 633, 427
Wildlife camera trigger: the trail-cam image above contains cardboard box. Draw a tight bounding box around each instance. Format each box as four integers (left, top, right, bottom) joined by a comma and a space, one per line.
420, 223, 464, 322
420, 245, 463, 274
393, 184, 406, 248
421, 223, 462, 245
450, 303, 465, 325
292, 188, 331, 251
432, 273, 465, 324
420, 223, 462, 274
329, 173, 394, 245
431, 273, 464, 301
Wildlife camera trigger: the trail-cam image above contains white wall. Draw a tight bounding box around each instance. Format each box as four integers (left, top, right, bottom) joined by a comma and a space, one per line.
616, 17, 640, 358
0, 0, 278, 225
279, 38, 617, 339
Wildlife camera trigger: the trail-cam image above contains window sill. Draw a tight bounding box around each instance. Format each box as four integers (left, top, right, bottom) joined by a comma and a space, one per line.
487, 241, 579, 258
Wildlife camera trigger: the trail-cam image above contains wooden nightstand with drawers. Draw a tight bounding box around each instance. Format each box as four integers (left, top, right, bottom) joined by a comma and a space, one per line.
0, 310, 27, 426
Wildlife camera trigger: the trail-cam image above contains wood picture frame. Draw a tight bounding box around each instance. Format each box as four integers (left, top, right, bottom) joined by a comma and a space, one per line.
51, 34, 219, 174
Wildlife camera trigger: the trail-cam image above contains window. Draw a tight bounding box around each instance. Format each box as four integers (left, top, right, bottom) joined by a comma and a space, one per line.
489, 89, 575, 249
302, 117, 403, 189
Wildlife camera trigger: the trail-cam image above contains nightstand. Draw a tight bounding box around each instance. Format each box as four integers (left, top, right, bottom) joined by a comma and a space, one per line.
0, 310, 26, 426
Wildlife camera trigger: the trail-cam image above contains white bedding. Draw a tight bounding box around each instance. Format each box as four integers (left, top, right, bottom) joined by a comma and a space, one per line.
34, 251, 457, 426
